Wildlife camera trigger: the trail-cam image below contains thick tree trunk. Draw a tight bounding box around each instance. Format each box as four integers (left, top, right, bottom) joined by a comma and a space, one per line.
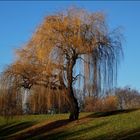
66, 55, 79, 121
68, 87, 79, 121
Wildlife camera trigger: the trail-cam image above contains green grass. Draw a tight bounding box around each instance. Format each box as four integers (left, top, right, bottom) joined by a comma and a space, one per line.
0, 109, 140, 140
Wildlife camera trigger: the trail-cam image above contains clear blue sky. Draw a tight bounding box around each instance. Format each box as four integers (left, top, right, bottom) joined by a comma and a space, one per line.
0, 1, 140, 90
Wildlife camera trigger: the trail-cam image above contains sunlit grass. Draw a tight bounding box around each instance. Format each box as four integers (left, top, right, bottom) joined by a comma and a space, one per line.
0, 109, 140, 140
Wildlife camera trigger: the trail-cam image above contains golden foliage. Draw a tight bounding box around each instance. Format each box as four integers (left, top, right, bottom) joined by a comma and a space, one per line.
0, 7, 123, 119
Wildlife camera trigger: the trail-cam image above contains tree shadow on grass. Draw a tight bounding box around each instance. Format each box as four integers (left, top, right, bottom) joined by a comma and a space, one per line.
83, 108, 139, 119
0, 121, 35, 140
119, 129, 140, 140
10, 119, 70, 140
41, 121, 109, 140
1, 109, 139, 140
42, 125, 140, 140
90, 127, 140, 140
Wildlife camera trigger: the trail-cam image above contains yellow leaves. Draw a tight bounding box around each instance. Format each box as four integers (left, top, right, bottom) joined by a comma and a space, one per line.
14, 9, 108, 74
7, 8, 115, 85
37, 48, 46, 61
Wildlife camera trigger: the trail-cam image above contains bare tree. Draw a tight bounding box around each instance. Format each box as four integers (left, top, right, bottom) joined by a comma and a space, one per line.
115, 87, 140, 110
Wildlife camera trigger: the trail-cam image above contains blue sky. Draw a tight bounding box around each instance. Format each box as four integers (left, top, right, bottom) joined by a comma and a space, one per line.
0, 1, 140, 90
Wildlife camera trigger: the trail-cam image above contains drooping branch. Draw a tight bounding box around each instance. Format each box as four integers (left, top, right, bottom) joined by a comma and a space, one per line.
0, 7, 123, 120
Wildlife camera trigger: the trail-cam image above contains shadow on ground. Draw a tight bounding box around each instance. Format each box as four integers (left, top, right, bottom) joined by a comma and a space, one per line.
83, 108, 139, 119
0, 109, 139, 140
0, 121, 35, 140
41, 121, 109, 140
119, 129, 140, 140
35, 122, 140, 140
90, 127, 140, 140
9, 119, 70, 140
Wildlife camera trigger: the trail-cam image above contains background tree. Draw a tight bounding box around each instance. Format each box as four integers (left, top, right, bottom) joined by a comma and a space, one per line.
115, 86, 140, 110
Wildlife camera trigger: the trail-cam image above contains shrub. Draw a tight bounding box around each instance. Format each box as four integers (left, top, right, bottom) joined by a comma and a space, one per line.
103, 96, 118, 112
84, 95, 118, 112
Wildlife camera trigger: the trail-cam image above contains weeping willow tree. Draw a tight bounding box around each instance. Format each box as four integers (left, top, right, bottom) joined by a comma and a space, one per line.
83, 27, 122, 98
0, 65, 23, 117
0, 7, 123, 121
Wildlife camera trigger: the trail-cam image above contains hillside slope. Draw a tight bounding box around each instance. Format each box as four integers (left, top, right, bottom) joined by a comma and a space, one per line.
0, 109, 140, 140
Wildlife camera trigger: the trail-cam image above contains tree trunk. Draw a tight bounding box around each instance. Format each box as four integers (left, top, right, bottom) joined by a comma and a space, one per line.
22, 88, 30, 114
66, 56, 79, 121
68, 86, 79, 121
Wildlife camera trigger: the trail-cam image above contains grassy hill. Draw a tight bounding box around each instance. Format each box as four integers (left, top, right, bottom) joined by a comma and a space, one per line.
0, 109, 140, 140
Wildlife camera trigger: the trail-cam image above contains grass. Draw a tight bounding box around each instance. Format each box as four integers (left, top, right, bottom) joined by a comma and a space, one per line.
0, 109, 140, 140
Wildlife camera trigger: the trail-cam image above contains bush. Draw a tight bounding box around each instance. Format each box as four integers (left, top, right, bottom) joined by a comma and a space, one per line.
103, 96, 118, 112
84, 97, 97, 112
84, 95, 118, 112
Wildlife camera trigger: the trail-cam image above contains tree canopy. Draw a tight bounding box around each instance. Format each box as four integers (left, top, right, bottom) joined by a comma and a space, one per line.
1, 7, 123, 120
